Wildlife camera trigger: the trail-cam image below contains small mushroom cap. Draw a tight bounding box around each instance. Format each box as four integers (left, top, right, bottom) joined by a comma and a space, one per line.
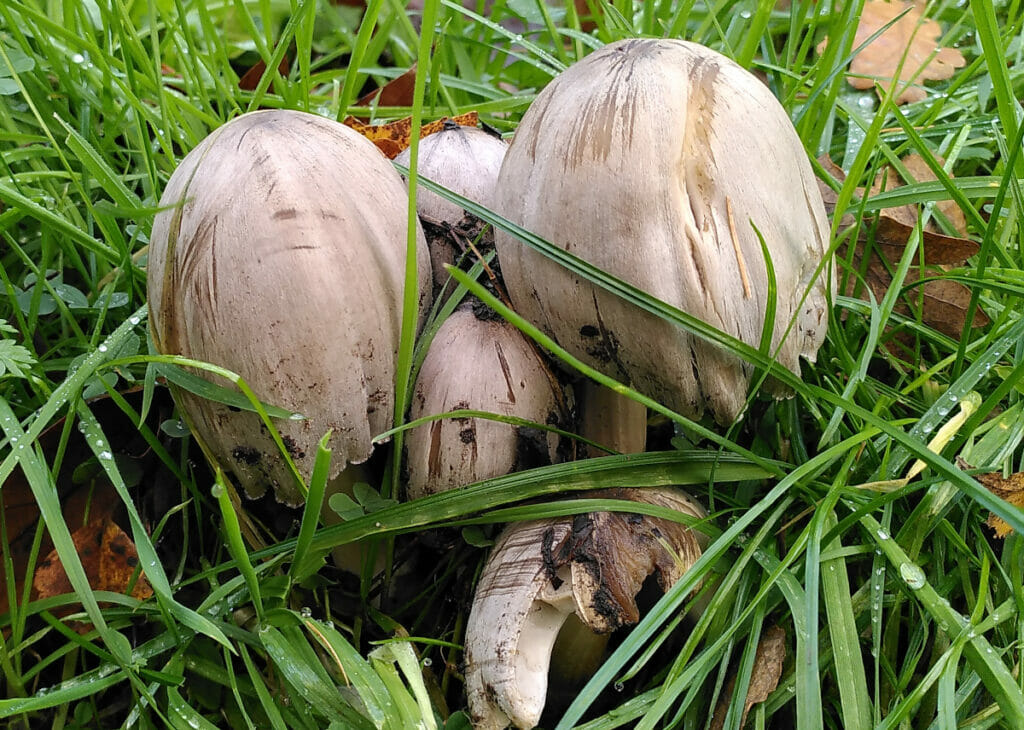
396, 126, 508, 291
395, 125, 508, 226
406, 305, 566, 500
494, 39, 834, 424
148, 110, 432, 504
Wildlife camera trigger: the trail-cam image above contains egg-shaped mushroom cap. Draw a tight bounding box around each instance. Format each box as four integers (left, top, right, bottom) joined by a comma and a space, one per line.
148, 110, 432, 504
494, 39, 833, 424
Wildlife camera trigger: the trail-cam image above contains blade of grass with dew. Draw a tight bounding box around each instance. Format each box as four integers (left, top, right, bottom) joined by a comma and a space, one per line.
301, 615, 398, 729
821, 511, 873, 729
864, 513, 1024, 725
213, 468, 264, 620
969, 0, 1023, 177
388, 0, 439, 504
337, 0, 385, 118
258, 623, 374, 728
239, 643, 289, 730
371, 641, 438, 730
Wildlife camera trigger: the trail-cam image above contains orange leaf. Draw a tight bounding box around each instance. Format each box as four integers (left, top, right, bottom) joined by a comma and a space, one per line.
958, 459, 1024, 538
33, 519, 153, 603
343, 112, 480, 159
819, 0, 965, 104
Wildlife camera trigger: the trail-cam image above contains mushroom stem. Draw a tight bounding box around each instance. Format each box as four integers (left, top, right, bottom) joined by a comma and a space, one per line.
576, 381, 647, 458
542, 383, 646, 702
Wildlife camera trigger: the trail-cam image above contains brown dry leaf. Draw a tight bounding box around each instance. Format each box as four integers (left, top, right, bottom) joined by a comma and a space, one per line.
1, 388, 176, 630
33, 518, 153, 631
343, 112, 480, 159
957, 458, 1024, 537
817, 154, 987, 337
356, 65, 418, 108
238, 56, 291, 92
710, 625, 787, 730
819, 0, 965, 104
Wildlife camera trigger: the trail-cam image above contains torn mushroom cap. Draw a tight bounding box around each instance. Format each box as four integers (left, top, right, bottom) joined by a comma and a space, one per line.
148, 109, 432, 505
494, 38, 834, 424
464, 487, 707, 730
395, 126, 508, 292
406, 303, 567, 501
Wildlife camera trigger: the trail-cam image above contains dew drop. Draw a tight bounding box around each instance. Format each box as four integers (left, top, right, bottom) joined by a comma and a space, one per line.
98, 450, 112, 460
98, 344, 107, 353
613, 682, 624, 692
299, 606, 312, 618
422, 657, 432, 667
899, 562, 926, 589
876, 530, 889, 541
71, 53, 85, 64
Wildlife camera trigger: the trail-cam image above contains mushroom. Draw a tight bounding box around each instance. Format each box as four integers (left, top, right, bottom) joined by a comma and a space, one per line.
395, 125, 508, 297
148, 109, 432, 506
464, 487, 707, 730
405, 303, 568, 501
493, 38, 834, 425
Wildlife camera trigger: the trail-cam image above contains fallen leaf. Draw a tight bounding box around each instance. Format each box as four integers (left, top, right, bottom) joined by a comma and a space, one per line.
957, 458, 1024, 538
343, 112, 480, 159
818, 154, 987, 338
819, 0, 965, 104
356, 65, 418, 109
33, 518, 153, 631
1, 388, 173, 628
238, 56, 291, 92
710, 625, 787, 730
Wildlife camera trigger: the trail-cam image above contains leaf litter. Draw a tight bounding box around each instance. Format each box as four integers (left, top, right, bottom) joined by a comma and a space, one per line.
819, 0, 966, 104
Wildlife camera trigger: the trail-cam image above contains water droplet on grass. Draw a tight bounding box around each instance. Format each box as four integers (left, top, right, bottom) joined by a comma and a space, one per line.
899, 562, 925, 589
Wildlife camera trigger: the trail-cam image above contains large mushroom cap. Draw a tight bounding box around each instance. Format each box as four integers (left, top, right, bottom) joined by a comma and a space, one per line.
148, 109, 432, 504
494, 39, 834, 424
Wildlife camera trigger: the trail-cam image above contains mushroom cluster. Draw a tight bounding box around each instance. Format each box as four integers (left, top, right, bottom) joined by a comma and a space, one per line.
148, 36, 832, 730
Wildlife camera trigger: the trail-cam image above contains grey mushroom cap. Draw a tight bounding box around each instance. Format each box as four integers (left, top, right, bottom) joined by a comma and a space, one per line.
148, 109, 432, 505
395, 125, 508, 226
396, 126, 508, 292
405, 304, 566, 501
493, 39, 834, 424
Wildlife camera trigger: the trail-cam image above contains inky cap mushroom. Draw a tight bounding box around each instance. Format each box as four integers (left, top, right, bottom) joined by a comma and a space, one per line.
464, 487, 707, 729
396, 125, 508, 294
494, 38, 834, 424
148, 109, 432, 505
406, 304, 567, 500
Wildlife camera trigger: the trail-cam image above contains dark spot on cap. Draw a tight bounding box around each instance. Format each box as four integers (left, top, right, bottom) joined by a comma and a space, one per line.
232, 446, 261, 465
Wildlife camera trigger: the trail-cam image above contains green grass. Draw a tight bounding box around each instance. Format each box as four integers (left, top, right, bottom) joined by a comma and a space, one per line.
2, 0, 1024, 728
